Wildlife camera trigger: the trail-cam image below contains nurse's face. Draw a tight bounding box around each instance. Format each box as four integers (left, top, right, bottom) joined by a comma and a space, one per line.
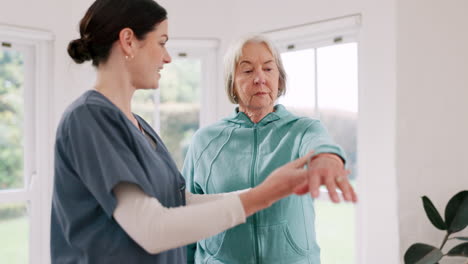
129, 19, 172, 90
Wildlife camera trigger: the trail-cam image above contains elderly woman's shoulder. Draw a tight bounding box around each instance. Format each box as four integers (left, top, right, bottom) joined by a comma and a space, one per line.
278, 105, 320, 123
191, 120, 232, 141
187, 121, 233, 155
285, 111, 322, 126
280, 112, 328, 133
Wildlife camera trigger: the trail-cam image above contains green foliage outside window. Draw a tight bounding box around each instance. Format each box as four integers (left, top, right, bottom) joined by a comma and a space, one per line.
132, 58, 201, 169
159, 59, 200, 104
0, 50, 24, 190
0, 49, 27, 263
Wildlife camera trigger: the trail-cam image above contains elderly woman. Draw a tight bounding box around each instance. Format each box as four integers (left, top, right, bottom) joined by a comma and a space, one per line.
183, 35, 357, 264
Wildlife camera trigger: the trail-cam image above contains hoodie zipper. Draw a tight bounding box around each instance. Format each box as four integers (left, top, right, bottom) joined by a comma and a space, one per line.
251, 125, 260, 264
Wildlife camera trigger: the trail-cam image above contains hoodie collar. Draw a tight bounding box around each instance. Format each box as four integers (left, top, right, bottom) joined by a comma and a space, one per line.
224, 104, 298, 127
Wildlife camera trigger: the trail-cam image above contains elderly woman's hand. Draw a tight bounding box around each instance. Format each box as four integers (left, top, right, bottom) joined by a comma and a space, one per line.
294, 153, 357, 203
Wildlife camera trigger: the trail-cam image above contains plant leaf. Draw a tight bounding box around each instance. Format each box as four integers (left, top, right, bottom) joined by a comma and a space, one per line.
404, 243, 443, 264
452, 236, 468, 241
447, 242, 468, 257
422, 196, 447, 230
444, 190, 468, 233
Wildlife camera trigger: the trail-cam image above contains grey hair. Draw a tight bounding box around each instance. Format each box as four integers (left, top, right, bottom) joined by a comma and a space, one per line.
224, 34, 287, 104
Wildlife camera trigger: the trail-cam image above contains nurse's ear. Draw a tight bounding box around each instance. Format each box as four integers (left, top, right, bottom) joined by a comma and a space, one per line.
119, 28, 136, 60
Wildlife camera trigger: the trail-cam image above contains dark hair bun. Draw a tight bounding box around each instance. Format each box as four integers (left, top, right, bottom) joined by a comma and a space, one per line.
67, 38, 92, 64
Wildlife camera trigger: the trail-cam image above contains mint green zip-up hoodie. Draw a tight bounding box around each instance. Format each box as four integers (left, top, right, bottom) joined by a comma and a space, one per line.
182, 105, 346, 264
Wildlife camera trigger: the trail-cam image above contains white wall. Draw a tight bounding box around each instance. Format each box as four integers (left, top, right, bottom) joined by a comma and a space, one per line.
396, 0, 468, 263
356, 0, 400, 262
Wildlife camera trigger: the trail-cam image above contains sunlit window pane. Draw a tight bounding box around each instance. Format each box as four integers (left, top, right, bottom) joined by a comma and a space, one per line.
132, 57, 201, 169
0, 49, 24, 190
0, 203, 29, 264
317, 43, 358, 180
315, 200, 355, 264
317, 43, 358, 113
278, 49, 316, 117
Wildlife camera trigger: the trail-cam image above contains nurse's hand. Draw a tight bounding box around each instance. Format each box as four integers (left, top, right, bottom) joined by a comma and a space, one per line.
294, 153, 357, 203
239, 151, 313, 217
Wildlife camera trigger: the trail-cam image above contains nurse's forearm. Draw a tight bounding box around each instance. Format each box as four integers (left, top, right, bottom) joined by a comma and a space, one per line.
239, 188, 268, 217
185, 188, 249, 205
113, 183, 246, 254
238, 185, 281, 217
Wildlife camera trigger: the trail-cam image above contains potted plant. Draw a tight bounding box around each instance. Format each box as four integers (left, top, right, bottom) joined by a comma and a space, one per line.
404, 190, 468, 263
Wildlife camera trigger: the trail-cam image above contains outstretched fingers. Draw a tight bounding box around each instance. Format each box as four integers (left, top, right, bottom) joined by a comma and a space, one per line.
308, 170, 321, 199
335, 170, 358, 202
325, 173, 340, 203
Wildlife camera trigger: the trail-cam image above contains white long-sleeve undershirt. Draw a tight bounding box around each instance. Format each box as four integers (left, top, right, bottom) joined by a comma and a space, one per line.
112, 182, 246, 254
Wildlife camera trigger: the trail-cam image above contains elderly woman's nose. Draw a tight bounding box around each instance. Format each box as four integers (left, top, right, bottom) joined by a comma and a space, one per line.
253, 71, 266, 85
253, 76, 266, 85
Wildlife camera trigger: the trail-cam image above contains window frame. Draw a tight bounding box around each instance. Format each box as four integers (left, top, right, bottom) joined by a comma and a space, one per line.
0, 24, 54, 264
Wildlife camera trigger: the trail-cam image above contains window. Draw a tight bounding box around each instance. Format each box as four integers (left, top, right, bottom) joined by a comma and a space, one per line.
279, 43, 358, 179
0, 25, 53, 264
0, 41, 33, 264
132, 40, 218, 169
267, 15, 360, 264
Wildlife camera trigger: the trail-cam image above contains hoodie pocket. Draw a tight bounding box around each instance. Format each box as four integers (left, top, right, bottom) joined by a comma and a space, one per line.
202, 223, 255, 264
202, 230, 226, 257
258, 222, 312, 263
283, 224, 310, 256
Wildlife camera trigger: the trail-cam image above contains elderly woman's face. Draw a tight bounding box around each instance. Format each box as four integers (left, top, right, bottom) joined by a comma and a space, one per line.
234, 42, 279, 112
